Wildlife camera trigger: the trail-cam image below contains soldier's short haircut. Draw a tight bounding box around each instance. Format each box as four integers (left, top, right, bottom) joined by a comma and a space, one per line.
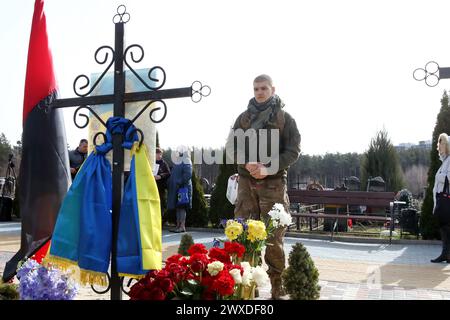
253, 74, 273, 86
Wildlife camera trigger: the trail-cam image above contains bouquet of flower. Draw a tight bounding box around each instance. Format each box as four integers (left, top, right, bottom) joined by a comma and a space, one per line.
221, 203, 292, 299
128, 204, 290, 300
223, 218, 267, 267
222, 203, 292, 266
17, 259, 78, 300
129, 242, 268, 300
221, 219, 271, 299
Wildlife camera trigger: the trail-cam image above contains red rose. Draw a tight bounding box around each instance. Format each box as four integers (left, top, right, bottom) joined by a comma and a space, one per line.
191, 260, 206, 273
224, 242, 245, 258
212, 271, 235, 297
136, 288, 154, 300
201, 274, 214, 288
147, 270, 158, 278
129, 282, 146, 300
189, 253, 209, 273
208, 247, 231, 264
179, 257, 191, 267
166, 263, 187, 283
129, 281, 160, 300
148, 287, 166, 300
155, 269, 171, 280
166, 254, 183, 265
159, 278, 174, 292
188, 243, 208, 255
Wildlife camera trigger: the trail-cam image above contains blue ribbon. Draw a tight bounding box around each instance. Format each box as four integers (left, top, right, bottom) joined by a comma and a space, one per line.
96, 117, 139, 152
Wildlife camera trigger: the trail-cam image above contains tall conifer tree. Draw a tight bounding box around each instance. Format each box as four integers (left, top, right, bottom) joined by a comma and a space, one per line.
360, 129, 404, 192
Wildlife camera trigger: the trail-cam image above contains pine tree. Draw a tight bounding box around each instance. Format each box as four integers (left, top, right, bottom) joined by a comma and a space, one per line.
0, 133, 12, 175
360, 129, 404, 192
209, 154, 238, 227
282, 243, 320, 300
187, 169, 209, 227
421, 91, 450, 239
178, 233, 194, 256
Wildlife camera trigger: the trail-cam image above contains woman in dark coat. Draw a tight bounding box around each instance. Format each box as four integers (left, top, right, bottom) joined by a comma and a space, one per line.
167, 146, 192, 233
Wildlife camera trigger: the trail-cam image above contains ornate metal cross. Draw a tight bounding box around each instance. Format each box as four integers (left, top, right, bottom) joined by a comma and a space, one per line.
413, 60, 450, 87
48, 5, 210, 300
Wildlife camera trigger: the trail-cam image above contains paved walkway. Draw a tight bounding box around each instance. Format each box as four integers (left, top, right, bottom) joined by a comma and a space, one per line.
2, 222, 450, 300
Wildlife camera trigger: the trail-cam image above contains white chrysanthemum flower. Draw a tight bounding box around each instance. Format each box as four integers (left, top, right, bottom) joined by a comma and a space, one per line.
268, 209, 279, 219
207, 261, 224, 276
273, 203, 285, 211
252, 266, 270, 287
269, 203, 292, 227
229, 268, 242, 284
240, 262, 252, 272
242, 269, 253, 286
278, 211, 292, 226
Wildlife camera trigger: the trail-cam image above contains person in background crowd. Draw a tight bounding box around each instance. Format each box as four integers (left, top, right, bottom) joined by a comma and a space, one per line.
167, 146, 192, 233
154, 147, 171, 224
69, 139, 88, 180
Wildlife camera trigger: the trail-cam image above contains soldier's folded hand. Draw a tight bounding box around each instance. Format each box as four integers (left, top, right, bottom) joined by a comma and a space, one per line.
245, 162, 259, 173
250, 163, 268, 180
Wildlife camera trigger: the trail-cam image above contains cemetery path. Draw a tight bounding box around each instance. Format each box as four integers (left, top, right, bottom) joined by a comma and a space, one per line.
2, 222, 450, 300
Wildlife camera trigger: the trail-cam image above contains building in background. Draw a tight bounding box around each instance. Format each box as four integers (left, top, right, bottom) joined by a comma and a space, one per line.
394, 140, 431, 151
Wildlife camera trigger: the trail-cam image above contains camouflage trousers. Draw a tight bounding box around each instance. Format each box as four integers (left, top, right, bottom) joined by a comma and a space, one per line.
234, 175, 290, 279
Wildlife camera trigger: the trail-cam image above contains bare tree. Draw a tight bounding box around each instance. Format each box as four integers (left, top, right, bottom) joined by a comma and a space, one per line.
403, 164, 428, 198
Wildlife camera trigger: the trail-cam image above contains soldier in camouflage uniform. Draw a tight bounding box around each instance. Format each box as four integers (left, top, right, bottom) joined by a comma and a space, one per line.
227, 74, 301, 299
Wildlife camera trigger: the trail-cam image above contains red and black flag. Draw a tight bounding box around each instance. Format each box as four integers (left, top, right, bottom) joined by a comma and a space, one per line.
2, 0, 70, 281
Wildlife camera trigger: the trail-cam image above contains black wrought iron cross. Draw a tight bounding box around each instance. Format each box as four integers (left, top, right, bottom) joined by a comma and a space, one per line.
413, 60, 450, 87
48, 5, 210, 300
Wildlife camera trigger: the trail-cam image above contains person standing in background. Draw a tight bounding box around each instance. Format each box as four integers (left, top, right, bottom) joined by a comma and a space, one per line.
154, 147, 171, 224
69, 139, 88, 180
167, 146, 192, 233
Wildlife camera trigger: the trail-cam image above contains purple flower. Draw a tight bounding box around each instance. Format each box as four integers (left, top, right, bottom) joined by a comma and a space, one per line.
220, 219, 228, 228
236, 217, 245, 225
16, 259, 39, 279
37, 266, 48, 276
17, 261, 78, 300
57, 281, 67, 291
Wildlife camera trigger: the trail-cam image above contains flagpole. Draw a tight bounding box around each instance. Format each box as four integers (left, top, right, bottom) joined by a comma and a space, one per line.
110, 21, 125, 300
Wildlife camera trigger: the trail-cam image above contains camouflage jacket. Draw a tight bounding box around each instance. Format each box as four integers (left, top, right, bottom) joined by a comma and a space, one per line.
227, 96, 301, 179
